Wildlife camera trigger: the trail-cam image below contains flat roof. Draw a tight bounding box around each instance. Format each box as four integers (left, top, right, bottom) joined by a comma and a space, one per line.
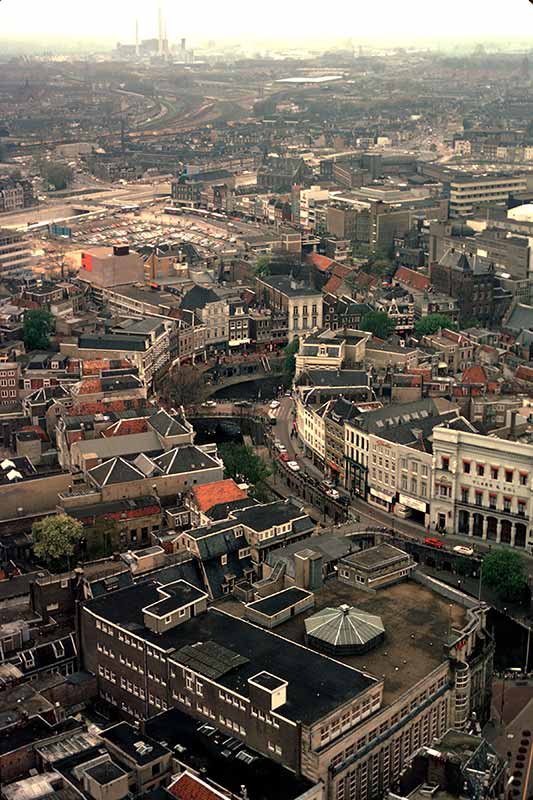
343, 543, 409, 570
145, 707, 317, 800
84, 588, 374, 724
246, 588, 312, 618
220, 578, 466, 706
101, 721, 170, 765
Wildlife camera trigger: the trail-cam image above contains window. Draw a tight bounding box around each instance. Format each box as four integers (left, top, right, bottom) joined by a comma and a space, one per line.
505, 470, 513, 483
491, 467, 499, 480
221, 554, 227, 566
503, 497, 511, 513
475, 491, 483, 507
461, 487, 469, 503
476, 464, 485, 477
441, 456, 449, 471
518, 501, 526, 517
520, 472, 528, 486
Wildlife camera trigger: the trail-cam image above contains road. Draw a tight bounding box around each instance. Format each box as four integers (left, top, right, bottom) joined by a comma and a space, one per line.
275, 396, 533, 574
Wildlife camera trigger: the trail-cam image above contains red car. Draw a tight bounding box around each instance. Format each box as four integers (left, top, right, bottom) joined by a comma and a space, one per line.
279, 453, 290, 463
424, 537, 444, 549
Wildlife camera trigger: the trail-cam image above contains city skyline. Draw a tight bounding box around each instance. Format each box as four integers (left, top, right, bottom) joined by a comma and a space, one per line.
0, 0, 532, 42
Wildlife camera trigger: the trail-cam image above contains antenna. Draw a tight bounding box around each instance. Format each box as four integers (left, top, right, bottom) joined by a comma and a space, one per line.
135, 19, 140, 57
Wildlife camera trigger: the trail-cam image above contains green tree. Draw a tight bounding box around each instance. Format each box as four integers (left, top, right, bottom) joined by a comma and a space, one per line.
414, 314, 458, 338
361, 310, 395, 340
482, 549, 529, 603
83, 519, 122, 559
253, 255, 272, 277
283, 337, 300, 379
33, 514, 83, 568
219, 443, 271, 497
39, 161, 74, 191
23, 309, 55, 351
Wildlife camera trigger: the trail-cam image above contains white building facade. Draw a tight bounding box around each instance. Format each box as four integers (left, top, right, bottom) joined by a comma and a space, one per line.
431, 427, 533, 552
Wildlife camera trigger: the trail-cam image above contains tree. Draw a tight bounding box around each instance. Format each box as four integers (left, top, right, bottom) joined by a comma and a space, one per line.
219, 443, 271, 496
33, 514, 83, 568
283, 337, 300, 379
23, 309, 55, 351
361, 310, 395, 340
414, 314, 458, 338
482, 549, 529, 604
82, 519, 122, 559
39, 161, 73, 191
164, 365, 207, 408
253, 255, 271, 277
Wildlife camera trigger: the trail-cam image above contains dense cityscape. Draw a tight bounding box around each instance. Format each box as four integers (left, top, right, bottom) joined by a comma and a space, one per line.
0, 5, 532, 800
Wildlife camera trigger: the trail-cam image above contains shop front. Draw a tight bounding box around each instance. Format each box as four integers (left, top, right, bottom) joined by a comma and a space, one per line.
368, 486, 395, 512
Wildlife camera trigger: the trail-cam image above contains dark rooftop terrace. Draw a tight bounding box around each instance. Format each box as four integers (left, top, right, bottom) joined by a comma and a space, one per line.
145, 707, 317, 800
220, 578, 466, 706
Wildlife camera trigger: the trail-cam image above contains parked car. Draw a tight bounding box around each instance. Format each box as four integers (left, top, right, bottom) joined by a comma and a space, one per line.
269, 400, 280, 410
287, 461, 300, 472
279, 453, 290, 463
274, 441, 286, 453
453, 545, 474, 556
395, 503, 412, 519
424, 537, 444, 549
201, 400, 217, 408
326, 489, 340, 500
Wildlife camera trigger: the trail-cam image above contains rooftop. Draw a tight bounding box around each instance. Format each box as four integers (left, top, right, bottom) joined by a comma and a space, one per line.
246, 587, 312, 618
100, 721, 170, 765
223, 578, 466, 706
146, 707, 318, 800
83, 589, 374, 723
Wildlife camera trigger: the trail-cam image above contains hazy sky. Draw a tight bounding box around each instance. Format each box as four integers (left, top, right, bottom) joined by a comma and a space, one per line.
0, 0, 532, 41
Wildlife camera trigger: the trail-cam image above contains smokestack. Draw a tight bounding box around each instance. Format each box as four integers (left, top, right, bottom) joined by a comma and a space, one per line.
158, 6, 163, 55
181, 37, 186, 52
135, 19, 140, 57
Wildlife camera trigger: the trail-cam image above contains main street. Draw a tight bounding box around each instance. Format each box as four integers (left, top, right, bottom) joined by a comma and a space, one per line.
274, 395, 533, 574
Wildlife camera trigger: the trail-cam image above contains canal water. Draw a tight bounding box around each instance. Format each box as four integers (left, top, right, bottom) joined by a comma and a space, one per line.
211, 375, 289, 401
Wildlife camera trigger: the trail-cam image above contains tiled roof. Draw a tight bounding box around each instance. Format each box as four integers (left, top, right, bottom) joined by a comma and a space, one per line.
192, 479, 247, 513
77, 378, 102, 395
515, 365, 533, 382
19, 425, 48, 441
461, 365, 489, 385
323, 275, 343, 294
168, 773, 226, 800
395, 266, 430, 291
102, 418, 149, 438
306, 253, 335, 272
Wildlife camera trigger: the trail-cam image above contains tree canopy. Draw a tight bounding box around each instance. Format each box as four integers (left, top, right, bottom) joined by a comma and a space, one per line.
219, 443, 271, 498
414, 314, 458, 338
283, 337, 300, 379
163, 365, 207, 408
482, 549, 529, 603
33, 514, 83, 567
39, 161, 74, 191
361, 310, 395, 340
253, 256, 272, 277
23, 309, 55, 351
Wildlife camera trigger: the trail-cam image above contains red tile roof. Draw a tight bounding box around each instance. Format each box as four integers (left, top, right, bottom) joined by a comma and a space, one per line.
332, 264, 352, 279
461, 365, 489, 385
515, 365, 533, 382
102, 418, 148, 437
19, 425, 48, 442
323, 275, 343, 294
306, 253, 335, 272
395, 266, 430, 292
168, 774, 226, 800
77, 378, 102, 395
192, 479, 247, 512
